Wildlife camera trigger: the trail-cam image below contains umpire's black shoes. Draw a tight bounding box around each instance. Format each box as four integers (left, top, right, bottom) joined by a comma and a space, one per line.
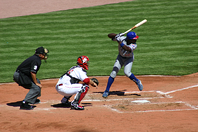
20, 101, 34, 110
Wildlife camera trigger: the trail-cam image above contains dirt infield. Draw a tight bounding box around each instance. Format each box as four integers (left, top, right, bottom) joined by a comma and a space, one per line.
1, 0, 198, 131
0, 74, 198, 132
0, 0, 131, 18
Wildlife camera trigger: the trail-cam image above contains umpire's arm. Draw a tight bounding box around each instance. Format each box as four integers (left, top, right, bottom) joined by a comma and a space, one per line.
31, 72, 42, 88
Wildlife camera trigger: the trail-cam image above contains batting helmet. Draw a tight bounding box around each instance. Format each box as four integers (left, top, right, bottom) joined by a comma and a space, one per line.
77, 56, 89, 70
127, 32, 139, 40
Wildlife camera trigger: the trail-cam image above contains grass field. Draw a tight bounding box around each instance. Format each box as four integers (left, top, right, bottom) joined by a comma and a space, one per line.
0, 0, 197, 83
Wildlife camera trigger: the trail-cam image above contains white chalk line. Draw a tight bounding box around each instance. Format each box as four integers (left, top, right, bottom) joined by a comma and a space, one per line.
2, 84, 198, 112
103, 101, 198, 113
83, 97, 164, 102
101, 84, 198, 113
165, 84, 198, 94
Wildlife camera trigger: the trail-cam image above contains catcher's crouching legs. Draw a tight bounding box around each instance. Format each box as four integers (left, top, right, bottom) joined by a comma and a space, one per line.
71, 85, 89, 110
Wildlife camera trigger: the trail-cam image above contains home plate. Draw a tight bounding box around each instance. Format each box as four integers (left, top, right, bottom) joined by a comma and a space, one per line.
132, 100, 150, 103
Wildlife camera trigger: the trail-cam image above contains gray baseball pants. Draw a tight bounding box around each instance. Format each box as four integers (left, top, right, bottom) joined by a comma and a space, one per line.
13, 72, 41, 104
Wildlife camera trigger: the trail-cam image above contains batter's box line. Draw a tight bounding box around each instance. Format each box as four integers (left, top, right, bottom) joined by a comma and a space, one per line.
102, 101, 198, 113
83, 97, 164, 102
155, 84, 198, 98
84, 90, 167, 102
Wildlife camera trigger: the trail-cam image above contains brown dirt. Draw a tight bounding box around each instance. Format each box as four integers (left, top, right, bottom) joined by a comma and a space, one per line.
0, 0, 131, 19
0, 74, 198, 132
1, 1, 198, 132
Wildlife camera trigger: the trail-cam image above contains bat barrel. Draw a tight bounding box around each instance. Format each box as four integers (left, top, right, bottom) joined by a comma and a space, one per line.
120, 19, 147, 36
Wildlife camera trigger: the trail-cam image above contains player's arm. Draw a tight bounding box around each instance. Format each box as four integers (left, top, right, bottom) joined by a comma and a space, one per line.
108, 33, 131, 51
31, 72, 42, 88
118, 41, 132, 52
83, 78, 98, 88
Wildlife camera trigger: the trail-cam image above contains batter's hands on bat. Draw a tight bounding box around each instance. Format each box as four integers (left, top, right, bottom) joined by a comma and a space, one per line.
115, 33, 121, 38
116, 36, 122, 42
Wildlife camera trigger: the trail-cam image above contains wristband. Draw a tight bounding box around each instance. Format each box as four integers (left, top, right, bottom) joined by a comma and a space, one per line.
120, 43, 124, 47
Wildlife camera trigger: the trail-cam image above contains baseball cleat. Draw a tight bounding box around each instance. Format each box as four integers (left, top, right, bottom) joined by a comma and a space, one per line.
71, 103, 84, 110
102, 91, 109, 98
136, 79, 143, 91
20, 101, 34, 110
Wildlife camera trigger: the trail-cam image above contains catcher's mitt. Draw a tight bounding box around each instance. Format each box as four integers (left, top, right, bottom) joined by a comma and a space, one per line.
91, 78, 99, 86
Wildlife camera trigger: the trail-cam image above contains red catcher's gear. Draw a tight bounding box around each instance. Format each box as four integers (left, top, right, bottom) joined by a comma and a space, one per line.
77, 56, 89, 70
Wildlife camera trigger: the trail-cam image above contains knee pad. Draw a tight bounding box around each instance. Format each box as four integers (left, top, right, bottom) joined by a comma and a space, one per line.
110, 71, 117, 78
73, 85, 89, 104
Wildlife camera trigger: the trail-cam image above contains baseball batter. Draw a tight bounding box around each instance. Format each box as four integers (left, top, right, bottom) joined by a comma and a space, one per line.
55, 56, 98, 110
102, 32, 143, 98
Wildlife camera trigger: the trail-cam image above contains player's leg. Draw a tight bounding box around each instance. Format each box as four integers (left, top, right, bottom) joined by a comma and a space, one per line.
102, 55, 123, 98
20, 80, 41, 110
56, 84, 89, 110
71, 84, 89, 110
56, 83, 82, 106
61, 95, 72, 106
124, 57, 143, 91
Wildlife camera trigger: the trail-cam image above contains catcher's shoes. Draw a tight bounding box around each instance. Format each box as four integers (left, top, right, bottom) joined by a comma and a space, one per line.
71, 103, 84, 110
136, 79, 143, 91
61, 101, 71, 107
61, 96, 71, 107
102, 91, 109, 98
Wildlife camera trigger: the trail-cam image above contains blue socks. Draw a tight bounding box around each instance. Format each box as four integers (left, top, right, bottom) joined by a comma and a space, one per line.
105, 76, 114, 92
105, 74, 137, 92
129, 73, 138, 83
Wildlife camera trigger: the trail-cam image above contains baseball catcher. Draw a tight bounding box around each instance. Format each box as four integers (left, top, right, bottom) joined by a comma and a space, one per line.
55, 56, 98, 110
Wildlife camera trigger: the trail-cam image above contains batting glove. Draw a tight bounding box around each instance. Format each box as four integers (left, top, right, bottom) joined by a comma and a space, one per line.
115, 33, 122, 42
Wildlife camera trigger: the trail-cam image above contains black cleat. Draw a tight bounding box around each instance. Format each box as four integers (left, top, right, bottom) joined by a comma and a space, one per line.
20, 101, 34, 110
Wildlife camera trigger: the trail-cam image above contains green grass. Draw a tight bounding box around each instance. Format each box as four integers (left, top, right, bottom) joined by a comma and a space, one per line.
0, 0, 198, 83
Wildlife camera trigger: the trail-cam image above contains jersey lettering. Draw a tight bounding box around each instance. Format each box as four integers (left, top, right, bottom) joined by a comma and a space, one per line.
34, 65, 38, 70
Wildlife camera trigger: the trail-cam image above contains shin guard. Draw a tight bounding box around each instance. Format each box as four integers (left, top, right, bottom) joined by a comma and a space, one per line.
73, 85, 89, 104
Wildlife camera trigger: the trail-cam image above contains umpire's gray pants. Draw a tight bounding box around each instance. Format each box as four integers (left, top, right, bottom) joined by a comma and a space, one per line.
13, 72, 41, 104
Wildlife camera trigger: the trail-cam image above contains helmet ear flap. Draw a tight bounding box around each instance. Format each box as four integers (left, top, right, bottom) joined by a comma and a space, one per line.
77, 56, 89, 70
77, 56, 83, 65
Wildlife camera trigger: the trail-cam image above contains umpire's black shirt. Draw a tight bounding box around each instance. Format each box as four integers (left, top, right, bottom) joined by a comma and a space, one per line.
16, 55, 41, 77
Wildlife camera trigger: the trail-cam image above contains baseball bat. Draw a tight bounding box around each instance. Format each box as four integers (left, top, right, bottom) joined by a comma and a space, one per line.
120, 19, 147, 36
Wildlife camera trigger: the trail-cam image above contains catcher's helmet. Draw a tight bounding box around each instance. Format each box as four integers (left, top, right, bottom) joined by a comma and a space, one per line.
77, 56, 89, 70
127, 32, 139, 40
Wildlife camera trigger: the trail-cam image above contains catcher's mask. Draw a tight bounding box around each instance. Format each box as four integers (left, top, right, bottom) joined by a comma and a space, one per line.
77, 56, 89, 70
35, 47, 49, 60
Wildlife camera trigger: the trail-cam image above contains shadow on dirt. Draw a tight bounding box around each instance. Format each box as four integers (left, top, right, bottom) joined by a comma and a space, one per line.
51, 103, 71, 108
7, 101, 22, 107
94, 90, 141, 96
51, 102, 92, 108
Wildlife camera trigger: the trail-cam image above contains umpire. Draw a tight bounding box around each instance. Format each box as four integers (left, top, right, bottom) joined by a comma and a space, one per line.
13, 47, 49, 110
